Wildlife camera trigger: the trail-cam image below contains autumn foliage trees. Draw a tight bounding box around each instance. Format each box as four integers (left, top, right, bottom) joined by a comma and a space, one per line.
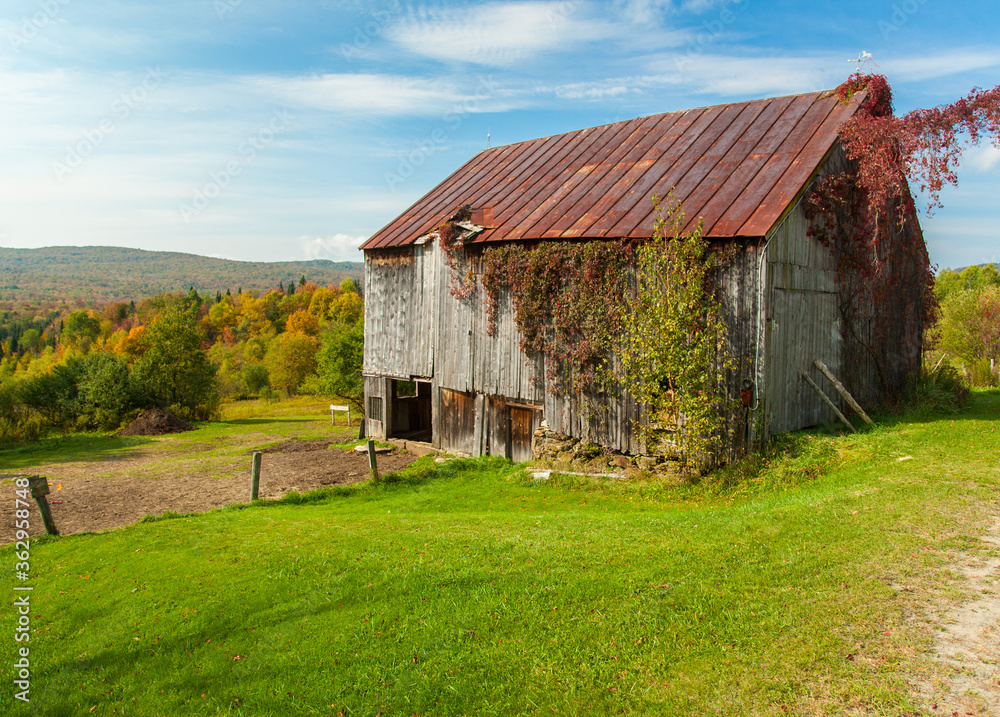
0, 278, 364, 445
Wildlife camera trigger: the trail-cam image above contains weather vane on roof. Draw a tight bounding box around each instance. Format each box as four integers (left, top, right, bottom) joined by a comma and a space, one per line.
847, 50, 874, 72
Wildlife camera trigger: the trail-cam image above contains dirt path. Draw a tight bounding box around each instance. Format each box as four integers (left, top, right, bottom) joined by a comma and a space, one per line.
1, 438, 419, 543
915, 516, 1000, 715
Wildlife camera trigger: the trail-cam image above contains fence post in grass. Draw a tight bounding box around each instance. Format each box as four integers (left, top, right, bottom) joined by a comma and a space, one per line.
27, 475, 58, 536
251, 452, 262, 500
367, 439, 380, 480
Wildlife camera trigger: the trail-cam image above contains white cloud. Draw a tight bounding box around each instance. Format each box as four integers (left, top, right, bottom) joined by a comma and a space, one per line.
386, 1, 613, 66
879, 50, 1000, 82
964, 145, 1000, 173
301, 234, 367, 261
552, 81, 632, 100
634, 50, 1000, 101
250, 73, 501, 116
636, 54, 834, 97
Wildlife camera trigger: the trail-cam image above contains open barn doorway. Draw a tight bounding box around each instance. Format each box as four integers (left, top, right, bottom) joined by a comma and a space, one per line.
387, 379, 432, 442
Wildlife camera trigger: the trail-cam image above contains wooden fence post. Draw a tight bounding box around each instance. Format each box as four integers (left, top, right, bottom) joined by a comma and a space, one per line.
367, 439, 379, 480
251, 452, 262, 500
27, 475, 58, 536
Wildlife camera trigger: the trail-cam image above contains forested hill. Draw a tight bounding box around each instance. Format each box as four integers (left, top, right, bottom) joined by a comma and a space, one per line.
0, 246, 364, 308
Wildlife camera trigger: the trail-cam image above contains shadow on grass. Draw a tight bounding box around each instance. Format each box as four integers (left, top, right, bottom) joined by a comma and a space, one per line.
221, 416, 326, 426
0, 433, 153, 471
29, 582, 349, 717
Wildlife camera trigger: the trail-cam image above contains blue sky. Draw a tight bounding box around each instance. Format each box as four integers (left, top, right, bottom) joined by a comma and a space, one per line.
0, 0, 997, 270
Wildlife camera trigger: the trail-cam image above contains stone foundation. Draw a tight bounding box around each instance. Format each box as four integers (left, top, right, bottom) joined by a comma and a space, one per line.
531, 422, 670, 473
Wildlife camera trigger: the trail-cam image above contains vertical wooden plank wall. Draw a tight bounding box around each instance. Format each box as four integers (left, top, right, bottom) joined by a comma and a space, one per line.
715, 240, 767, 458
363, 200, 889, 459
364, 375, 387, 440
764, 200, 840, 434
363, 245, 436, 379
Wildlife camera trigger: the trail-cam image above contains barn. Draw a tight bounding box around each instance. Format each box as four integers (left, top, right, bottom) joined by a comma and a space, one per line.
359, 88, 926, 463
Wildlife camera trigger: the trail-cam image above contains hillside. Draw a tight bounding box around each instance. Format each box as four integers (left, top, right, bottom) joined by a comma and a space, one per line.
0, 245, 364, 308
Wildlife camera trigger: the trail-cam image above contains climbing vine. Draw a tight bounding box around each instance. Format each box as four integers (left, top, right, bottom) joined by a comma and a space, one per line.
450, 194, 734, 472
805, 73, 1000, 395
481, 239, 633, 394
437, 204, 478, 301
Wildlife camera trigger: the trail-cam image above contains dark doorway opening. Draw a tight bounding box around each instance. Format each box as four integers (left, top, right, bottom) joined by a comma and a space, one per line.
388, 379, 432, 442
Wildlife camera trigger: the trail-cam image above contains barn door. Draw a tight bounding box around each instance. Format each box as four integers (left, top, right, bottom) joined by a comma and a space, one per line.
440, 388, 476, 455
509, 407, 537, 463
770, 287, 840, 432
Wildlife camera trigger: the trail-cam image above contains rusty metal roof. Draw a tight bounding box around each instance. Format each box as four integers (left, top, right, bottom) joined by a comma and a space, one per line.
361, 89, 865, 250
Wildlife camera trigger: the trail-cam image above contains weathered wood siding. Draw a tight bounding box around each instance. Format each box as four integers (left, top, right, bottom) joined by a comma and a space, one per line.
363, 246, 435, 379
715, 240, 768, 457
366, 237, 769, 459
433, 245, 544, 401
541, 358, 642, 455
364, 375, 387, 440
763, 198, 840, 434
438, 388, 476, 455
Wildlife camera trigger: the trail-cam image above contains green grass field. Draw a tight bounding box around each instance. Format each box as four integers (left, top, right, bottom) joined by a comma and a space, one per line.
2, 391, 998, 716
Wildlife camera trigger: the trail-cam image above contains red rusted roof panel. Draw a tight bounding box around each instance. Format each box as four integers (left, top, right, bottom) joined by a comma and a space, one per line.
360, 89, 864, 249
737, 91, 866, 236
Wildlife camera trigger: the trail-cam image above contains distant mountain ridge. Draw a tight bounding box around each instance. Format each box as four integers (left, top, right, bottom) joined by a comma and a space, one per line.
0, 246, 364, 308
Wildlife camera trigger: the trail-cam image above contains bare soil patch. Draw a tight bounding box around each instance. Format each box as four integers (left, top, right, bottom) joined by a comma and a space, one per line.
1, 432, 419, 543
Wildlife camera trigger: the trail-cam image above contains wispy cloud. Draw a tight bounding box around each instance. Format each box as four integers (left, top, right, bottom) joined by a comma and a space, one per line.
250, 72, 502, 116
613, 0, 675, 24
638, 50, 1000, 99
386, 1, 613, 66
965, 144, 1000, 173
878, 50, 1000, 82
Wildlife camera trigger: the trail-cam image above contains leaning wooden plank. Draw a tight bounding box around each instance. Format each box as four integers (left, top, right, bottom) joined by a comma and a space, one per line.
799, 370, 856, 433
813, 360, 874, 426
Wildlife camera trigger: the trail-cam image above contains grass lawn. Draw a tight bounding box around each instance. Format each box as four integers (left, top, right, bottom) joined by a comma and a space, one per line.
2, 391, 998, 716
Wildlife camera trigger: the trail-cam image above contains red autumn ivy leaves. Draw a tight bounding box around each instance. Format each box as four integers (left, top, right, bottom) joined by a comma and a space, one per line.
834, 72, 1000, 242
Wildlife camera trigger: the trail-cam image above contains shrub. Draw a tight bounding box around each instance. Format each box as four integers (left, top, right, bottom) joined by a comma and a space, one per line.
905, 361, 970, 415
